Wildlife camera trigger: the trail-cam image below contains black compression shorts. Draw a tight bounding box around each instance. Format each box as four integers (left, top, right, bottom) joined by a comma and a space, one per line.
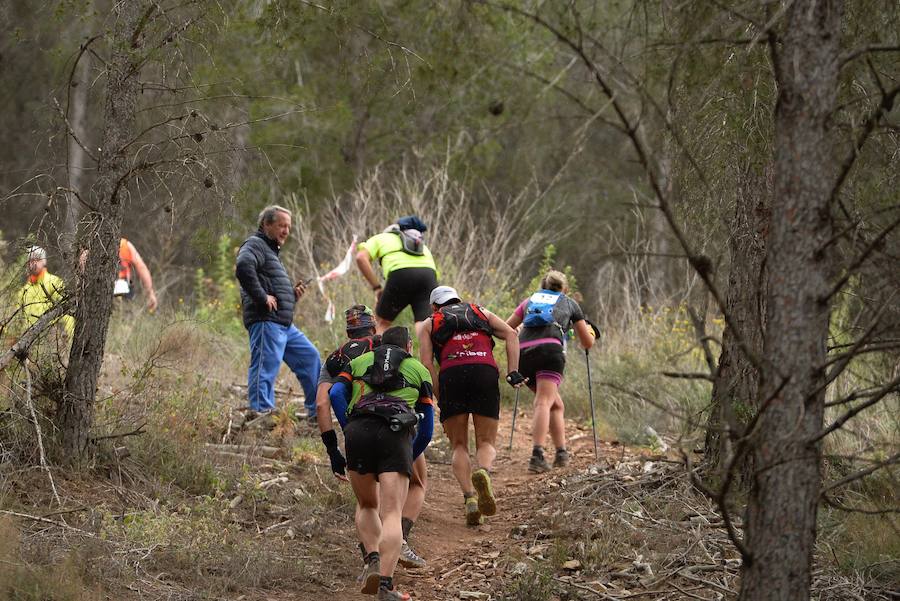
344, 414, 413, 478
376, 267, 438, 322
438, 364, 501, 422
519, 343, 566, 390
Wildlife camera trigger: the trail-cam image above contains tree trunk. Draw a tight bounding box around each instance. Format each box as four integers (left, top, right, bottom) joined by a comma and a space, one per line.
61, 1, 146, 458
704, 167, 769, 482
63, 52, 90, 255
739, 2, 841, 600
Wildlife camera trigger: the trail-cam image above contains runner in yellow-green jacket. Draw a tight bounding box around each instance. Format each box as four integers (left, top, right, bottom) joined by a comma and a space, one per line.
355, 215, 438, 335
18, 245, 74, 338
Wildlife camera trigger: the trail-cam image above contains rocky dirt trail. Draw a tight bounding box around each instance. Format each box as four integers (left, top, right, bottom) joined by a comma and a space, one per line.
120, 382, 892, 601
294, 407, 617, 601
279, 405, 892, 601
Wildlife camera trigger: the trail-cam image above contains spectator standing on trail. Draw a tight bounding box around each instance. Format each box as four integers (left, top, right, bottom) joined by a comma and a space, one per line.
115, 238, 158, 311
327, 326, 434, 601
18, 245, 74, 338
506, 271, 594, 473
315, 305, 428, 569
418, 286, 525, 526
355, 216, 438, 335
235, 205, 321, 419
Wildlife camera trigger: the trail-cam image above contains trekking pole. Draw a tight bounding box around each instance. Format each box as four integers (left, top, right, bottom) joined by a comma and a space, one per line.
508, 387, 520, 451
585, 348, 599, 462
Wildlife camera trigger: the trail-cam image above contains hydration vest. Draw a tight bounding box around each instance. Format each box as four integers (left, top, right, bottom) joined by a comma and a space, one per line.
394, 229, 425, 256
324, 335, 380, 379
523, 290, 563, 327
351, 345, 415, 417
431, 303, 496, 369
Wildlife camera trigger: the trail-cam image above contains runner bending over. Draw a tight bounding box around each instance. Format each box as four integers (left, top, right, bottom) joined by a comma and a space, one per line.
418, 286, 525, 526
355, 216, 438, 336
316, 305, 427, 569
506, 271, 594, 473
326, 327, 434, 600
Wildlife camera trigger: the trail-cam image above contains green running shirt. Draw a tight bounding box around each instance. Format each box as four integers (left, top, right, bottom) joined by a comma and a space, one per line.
340, 350, 434, 414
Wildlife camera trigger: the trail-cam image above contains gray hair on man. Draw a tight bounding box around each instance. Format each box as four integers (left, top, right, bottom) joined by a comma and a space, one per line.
257, 205, 292, 228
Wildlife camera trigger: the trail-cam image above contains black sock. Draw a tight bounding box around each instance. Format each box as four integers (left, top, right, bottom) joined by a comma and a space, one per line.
532, 445, 544, 458
358, 542, 366, 559
401, 517, 414, 541
379, 576, 393, 591
556, 447, 567, 454
464, 492, 476, 501
364, 551, 379, 565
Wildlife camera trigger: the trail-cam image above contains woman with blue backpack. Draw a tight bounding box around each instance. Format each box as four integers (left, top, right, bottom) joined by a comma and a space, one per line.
506, 270, 595, 473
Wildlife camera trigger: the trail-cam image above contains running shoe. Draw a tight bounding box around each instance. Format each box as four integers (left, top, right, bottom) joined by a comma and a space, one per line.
471, 468, 497, 516
465, 496, 483, 526
359, 555, 381, 594
553, 449, 570, 468
376, 588, 411, 601
528, 454, 551, 473
399, 540, 427, 568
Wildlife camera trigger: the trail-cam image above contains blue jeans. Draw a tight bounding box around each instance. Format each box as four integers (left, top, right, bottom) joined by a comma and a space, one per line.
247, 321, 321, 414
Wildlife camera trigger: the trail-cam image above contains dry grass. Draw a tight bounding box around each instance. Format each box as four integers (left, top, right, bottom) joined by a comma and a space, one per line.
0, 517, 102, 601
0, 301, 359, 600
490, 457, 897, 601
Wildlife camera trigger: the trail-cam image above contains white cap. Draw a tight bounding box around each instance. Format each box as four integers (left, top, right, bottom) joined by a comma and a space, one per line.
26, 245, 47, 261
430, 285, 461, 306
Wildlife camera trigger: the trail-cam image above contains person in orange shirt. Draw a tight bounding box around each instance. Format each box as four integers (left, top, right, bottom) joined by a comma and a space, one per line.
115, 238, 157, 311
78, 238, 158, 311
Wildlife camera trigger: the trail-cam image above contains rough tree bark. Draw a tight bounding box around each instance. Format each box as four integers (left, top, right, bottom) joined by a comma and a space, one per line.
60, 2, 147, 458
739, 2, 841, 600
64, 52, 90, 250
704, 167, 769, 481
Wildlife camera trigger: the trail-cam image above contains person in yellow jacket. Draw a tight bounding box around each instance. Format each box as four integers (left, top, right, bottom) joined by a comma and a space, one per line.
355, 216, 438, 335
19, 245, 75, 338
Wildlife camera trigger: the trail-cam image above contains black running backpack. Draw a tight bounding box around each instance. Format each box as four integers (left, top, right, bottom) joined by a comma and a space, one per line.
324, 336, 380, 378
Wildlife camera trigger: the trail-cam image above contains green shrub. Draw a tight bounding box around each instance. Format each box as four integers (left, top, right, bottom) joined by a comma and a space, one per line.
193, 234, 245, 338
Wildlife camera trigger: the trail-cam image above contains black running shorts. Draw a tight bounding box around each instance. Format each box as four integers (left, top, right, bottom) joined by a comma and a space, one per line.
519, 343, 567, 389
344, 414, 414, 478
438, 364, 501, 422
376, 267, 438, 322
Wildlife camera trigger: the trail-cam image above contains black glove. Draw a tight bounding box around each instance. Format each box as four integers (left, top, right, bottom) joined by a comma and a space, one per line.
506, 370, 526, 387
321, 429, 346, 476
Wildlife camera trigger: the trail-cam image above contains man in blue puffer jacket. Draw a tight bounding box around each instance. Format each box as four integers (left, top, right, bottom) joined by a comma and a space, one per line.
235, 205, 321, 419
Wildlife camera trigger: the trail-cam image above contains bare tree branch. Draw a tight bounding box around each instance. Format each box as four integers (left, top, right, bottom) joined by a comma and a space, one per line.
840, 43, 900, 67
809, 372, 900, 444
820, 212, 900, 303
821, 452, 900, 496
0, 304, 70, 371
822, 495, 900, 515
829, 82, 900, 208
53, 97, 99, 163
